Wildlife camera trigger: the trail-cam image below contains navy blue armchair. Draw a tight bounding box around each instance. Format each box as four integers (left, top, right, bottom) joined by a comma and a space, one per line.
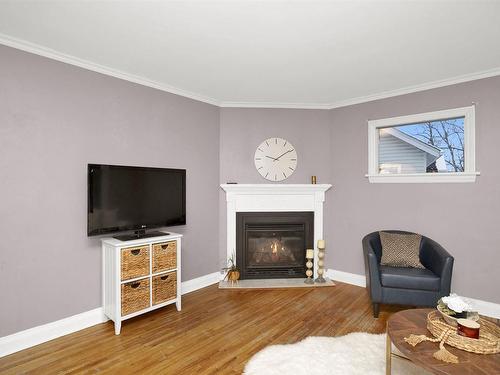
363, 230, 454, 318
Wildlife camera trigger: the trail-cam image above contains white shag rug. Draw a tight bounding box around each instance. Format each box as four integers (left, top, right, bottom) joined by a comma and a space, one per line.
244, 333, 431, 375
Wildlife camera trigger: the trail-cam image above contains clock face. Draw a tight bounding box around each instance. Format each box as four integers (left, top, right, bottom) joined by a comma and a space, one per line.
254, 137, 297, 181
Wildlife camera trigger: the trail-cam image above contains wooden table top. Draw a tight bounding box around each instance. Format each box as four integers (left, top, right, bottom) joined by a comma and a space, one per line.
387, 309, 500, 375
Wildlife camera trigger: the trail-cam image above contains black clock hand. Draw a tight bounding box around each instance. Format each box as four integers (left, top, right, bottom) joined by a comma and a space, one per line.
265, 155, 278, 161
274, 149, 293, 161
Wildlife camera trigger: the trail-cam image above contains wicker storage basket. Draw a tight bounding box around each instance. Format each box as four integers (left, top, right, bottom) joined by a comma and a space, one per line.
427, 310, 500, 354
152, 241, 177, 273
121, 278, 150, 316
121, 246, 149, 281
152, 271, 177, 305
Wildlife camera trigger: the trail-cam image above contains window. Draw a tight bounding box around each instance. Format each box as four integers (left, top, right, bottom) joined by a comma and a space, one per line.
367, 106, 478, 183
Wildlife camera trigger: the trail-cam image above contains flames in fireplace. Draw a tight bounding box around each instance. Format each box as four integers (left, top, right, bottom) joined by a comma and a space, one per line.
252, 236, 297, 264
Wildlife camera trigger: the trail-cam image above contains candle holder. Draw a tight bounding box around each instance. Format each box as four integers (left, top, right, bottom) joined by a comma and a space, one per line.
304, 248, 314, 284
314, 240, 326, 283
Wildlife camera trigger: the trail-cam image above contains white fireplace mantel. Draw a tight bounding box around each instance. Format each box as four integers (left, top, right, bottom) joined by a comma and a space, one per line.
220, 184, 332, 278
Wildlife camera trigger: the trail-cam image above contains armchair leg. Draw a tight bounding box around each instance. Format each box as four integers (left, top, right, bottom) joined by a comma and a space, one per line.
372, 303, 380, 318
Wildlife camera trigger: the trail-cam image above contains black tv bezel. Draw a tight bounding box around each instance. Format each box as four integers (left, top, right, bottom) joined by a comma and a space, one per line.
87, 164, 186, 237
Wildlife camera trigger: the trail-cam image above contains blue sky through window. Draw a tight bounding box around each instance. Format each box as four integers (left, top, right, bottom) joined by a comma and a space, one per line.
394, 117, 465, 172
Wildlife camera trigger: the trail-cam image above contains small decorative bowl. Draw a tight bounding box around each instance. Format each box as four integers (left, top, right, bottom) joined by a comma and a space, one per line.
457, 318, 480, 339
437, 304, 479, 327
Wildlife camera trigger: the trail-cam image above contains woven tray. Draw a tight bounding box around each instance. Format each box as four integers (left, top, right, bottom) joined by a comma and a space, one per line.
427, 310, 500, 354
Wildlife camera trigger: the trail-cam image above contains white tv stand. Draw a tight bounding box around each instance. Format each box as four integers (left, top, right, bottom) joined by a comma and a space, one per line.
102, 232, 182, 335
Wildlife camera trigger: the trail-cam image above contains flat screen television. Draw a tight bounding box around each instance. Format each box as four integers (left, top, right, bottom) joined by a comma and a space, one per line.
87, 164, 186, 239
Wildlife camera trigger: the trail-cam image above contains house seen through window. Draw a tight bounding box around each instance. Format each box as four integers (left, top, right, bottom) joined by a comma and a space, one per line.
378, 117, 465, 175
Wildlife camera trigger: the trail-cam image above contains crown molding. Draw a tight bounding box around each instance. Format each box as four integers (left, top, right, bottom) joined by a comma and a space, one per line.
0, 33, 220, 107
219, 101, 332, 109
326, 67, 500, 109
1, 33, 499, 110
221, 68, 500, 109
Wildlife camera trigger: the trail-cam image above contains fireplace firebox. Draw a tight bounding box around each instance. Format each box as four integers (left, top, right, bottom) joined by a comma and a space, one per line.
236, 212, 314, 279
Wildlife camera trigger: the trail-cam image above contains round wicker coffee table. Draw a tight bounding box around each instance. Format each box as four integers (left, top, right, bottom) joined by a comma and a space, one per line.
386, 308, 500, 375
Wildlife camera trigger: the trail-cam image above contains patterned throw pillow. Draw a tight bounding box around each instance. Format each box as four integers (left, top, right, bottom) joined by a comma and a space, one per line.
379, 231, 424, 269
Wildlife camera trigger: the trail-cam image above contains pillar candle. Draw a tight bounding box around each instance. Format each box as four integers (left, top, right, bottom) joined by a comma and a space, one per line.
306, 249, 314, 259
317, 240, 325, 249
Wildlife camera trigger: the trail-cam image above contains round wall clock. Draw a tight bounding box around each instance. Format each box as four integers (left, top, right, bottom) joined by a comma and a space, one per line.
254, 137, 297, 181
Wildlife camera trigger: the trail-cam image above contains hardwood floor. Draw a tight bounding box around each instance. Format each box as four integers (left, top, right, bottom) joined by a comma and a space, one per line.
0, 282, 407, 374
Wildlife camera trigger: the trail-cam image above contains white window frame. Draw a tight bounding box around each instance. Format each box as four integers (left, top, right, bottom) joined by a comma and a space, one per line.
367, 106, 479, 183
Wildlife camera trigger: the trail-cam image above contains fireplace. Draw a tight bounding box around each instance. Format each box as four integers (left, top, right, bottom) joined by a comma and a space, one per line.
236, 212, 314, 279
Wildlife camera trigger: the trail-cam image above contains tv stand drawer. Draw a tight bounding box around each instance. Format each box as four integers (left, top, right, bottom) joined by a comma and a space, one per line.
152, 271, 177, 305
121, 245, 149, 281
152, 241, 177, 273
121, 277, 150, 316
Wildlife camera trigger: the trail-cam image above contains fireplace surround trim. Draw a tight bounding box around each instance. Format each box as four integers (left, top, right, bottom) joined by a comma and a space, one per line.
220, 184, 332, 279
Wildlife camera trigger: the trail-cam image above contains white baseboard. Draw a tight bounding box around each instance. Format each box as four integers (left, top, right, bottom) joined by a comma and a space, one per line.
0, 307, 107, 358
326, 269, 366, 287
0, 271, 220, 358
181, 271, 220, 295
326, 269, 500, 319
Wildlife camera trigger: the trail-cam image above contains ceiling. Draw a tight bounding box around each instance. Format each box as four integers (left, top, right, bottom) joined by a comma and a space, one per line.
1, 1, 500, 108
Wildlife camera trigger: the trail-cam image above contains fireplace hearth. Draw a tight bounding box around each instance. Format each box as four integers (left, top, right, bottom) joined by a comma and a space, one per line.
236, 212, 314, 279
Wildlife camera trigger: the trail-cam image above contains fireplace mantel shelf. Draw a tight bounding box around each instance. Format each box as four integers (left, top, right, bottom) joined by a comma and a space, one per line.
221, 183, 332, 279
220, 184, 332, 196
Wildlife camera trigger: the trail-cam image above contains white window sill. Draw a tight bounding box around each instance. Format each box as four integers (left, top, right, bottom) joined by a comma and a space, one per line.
366, 172, 480, 183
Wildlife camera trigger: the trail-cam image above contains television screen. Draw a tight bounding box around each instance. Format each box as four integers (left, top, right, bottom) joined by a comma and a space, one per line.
87, 164, 186, 236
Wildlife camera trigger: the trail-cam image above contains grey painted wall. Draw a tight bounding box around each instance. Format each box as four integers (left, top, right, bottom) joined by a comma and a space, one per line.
328, 76, 500, 304
220, 108, 332, 184
0, 45, 220, 336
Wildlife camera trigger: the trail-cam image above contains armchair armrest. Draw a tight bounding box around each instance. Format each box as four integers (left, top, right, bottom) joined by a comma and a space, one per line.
420, 237, 454, 295
362, 233, 383, 302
